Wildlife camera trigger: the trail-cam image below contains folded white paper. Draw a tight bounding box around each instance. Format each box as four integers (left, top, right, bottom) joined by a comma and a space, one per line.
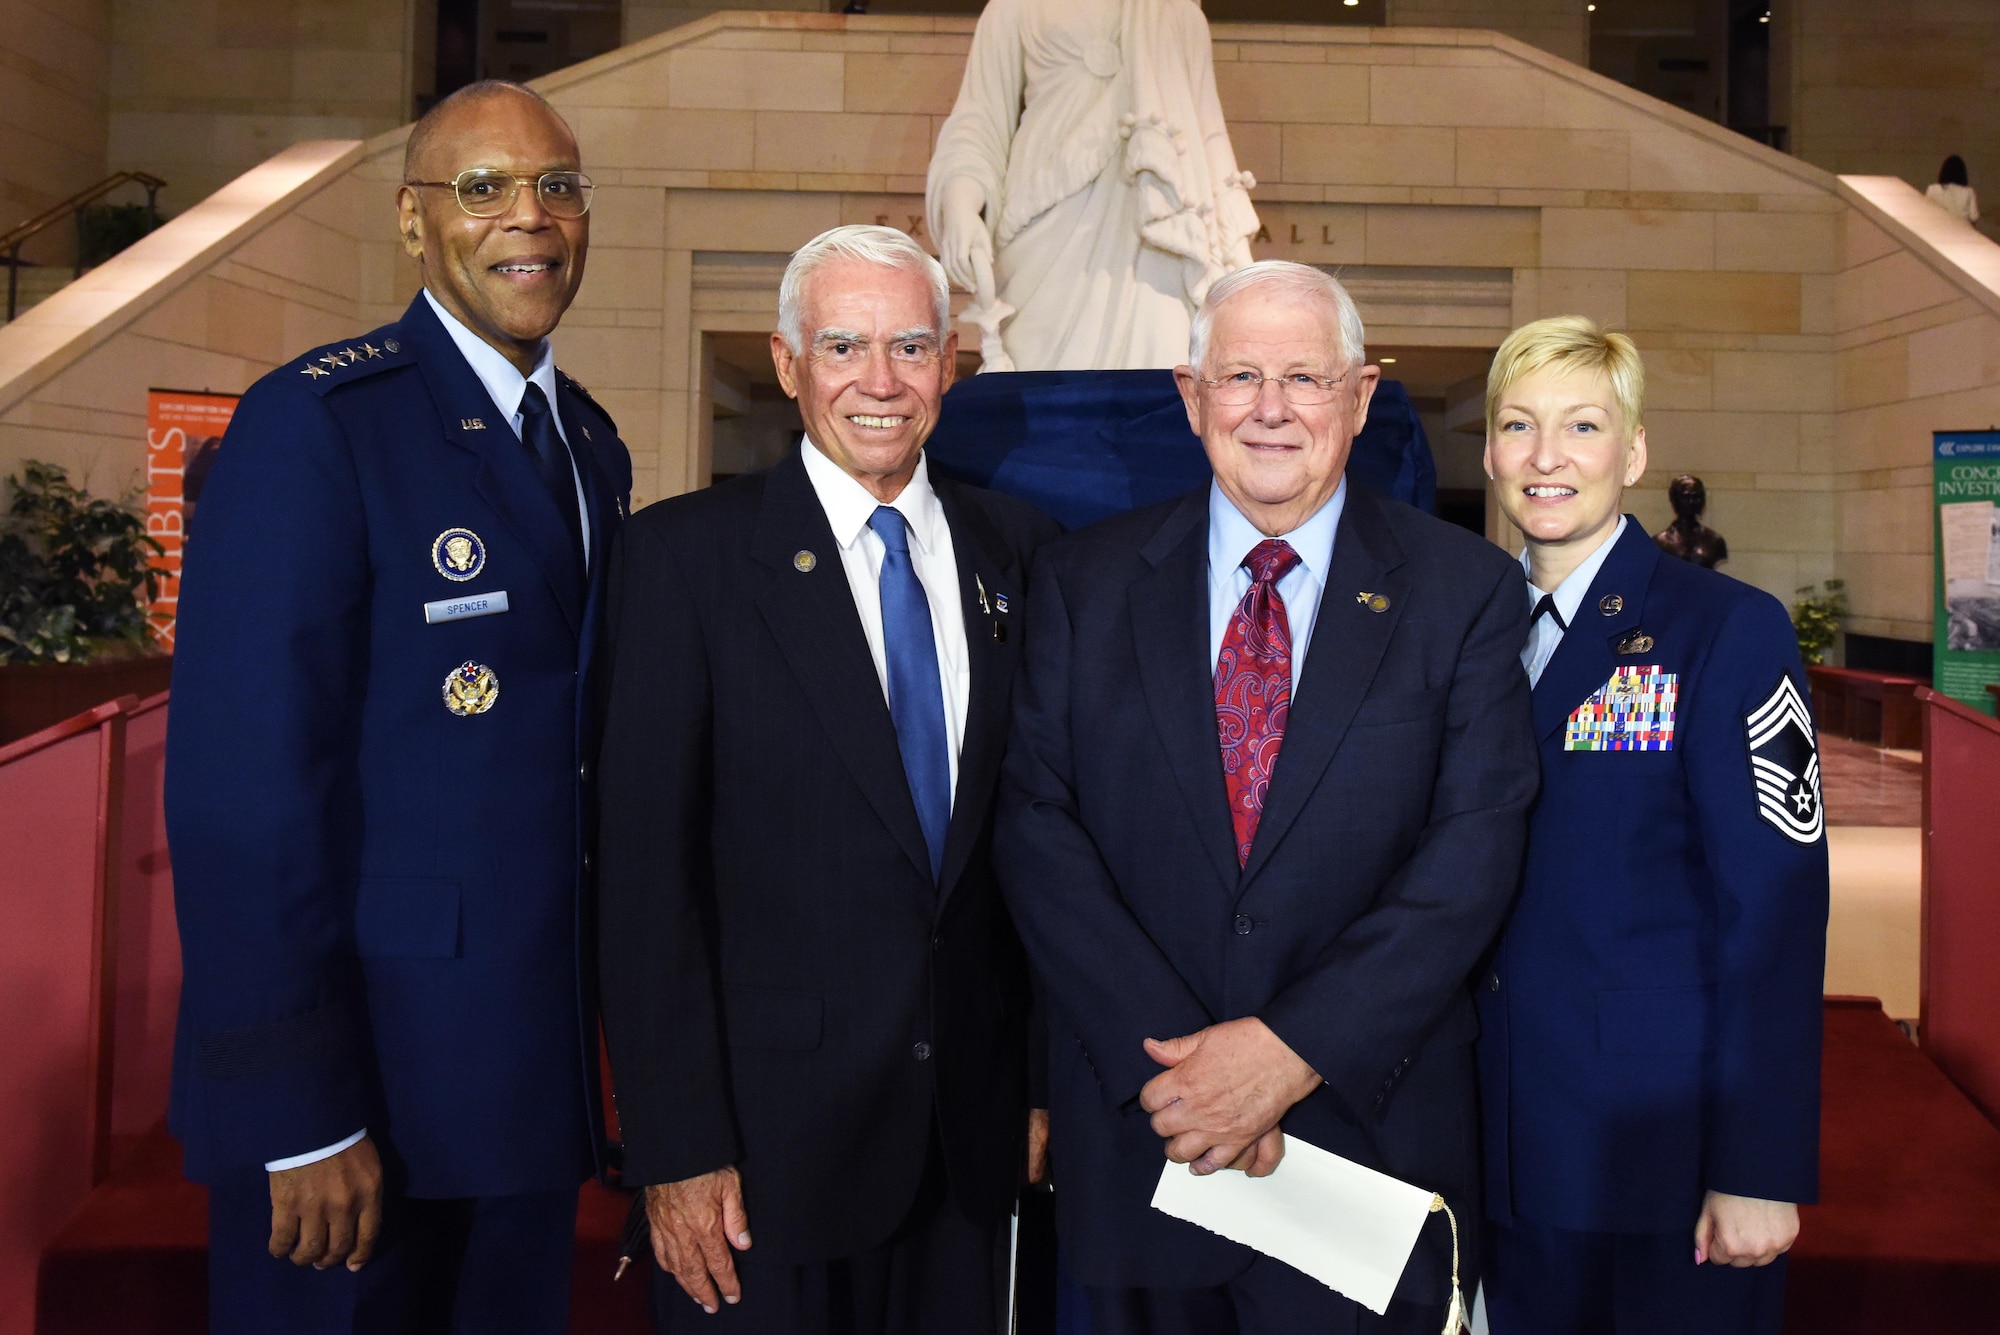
1150, 1136, 1435, 1316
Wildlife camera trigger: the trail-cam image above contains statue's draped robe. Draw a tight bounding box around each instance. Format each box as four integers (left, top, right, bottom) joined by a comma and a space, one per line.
926, 0, 1260, 371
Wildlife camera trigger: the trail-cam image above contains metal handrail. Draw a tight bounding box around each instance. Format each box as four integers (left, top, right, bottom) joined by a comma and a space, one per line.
3, 171, 167, 320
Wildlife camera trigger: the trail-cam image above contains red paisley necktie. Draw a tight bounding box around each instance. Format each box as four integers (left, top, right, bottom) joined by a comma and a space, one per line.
1215, 539, 1301, 865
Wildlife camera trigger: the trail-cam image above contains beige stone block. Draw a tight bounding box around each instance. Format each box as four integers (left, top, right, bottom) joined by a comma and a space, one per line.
1711, 350, 1834, 414
1800, 276, 1835, 336
585, 185, 666, 250
1283, 124, 1454, 188
838, 195, 929, 234
1539, 78, 1666, 134
203, 277, 287, 365
1906, 314, 2000, 401
1628, 133, 1810, 197
1252, 205, 1367, 264
1799, 413, 1834, 475
1230, 121, 1281, 185
1836, 337, 1909, 412
666, 189, 841, 252
1234, 43, 1328, 65
1704, 488, 1831, 554
290, 48, 404, 105
1714, 211, 1839, 274
1643, 409, 1799, 474
552, 64, 676, 111
666, 48, 843, 111
844, 53, 964, 116
1362, 204, 1537, 267
1455, 128, 1628, 191
1541, 208, 1712, 271
1716, 550, 1804, 606
570, 107, 754, 172
1628, 272, 1800, 335
1638, 346, 1710, 411
700, 29, 804, 51
1839, 553, 1931, 630
1835, 252, 1964, 335
753, 111, 932, 176
1369, 64, 1544, 127
551, 324, 664, 391
1215, 59, 1367, 125
886, 34, 969, 56
1840, 211, 1899, 269
1838, 486, 1933, 557
573, 249, 666, 313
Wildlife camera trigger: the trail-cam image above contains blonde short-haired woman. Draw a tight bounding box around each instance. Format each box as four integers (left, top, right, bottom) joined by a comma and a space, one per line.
1472, 316, 1830, 1335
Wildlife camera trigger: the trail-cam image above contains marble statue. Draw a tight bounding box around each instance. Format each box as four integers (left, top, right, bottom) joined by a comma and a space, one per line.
927, 0, 1261, 372
1653, 474, 1730, 569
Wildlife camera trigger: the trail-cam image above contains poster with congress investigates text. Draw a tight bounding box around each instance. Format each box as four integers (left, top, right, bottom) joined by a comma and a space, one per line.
145, 389, 238, 650
1934, 430, 2000, 715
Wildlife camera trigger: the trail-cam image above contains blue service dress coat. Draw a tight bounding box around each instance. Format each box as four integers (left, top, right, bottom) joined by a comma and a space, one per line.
1475, 520, 1829, 1234
165, 293, 631, 1197
997, 485, 1538, 1302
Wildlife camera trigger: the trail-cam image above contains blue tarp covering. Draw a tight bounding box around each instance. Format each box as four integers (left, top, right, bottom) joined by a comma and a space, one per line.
925, 369, 1436, 529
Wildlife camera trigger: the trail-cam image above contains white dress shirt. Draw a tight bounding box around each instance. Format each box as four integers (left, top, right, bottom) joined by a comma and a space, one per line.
1520, 515, 1627, 688
423, 288, 590, 568
1207, 477, 1345, 691
267, 295, 596, 1175
801, 438, 971, 806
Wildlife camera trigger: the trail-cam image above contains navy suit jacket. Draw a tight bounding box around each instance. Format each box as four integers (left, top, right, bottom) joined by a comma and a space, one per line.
996, 485, 1537, 1297
166, 293, 631, 1196
1475, 521, 1828, 1233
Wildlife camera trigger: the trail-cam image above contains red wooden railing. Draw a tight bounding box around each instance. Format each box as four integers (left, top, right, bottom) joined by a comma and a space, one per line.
1918, 687, 2000, 1125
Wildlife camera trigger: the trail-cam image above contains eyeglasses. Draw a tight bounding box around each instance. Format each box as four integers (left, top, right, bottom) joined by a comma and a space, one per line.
404, 169, 595, 219
1197, 370, 1350, 407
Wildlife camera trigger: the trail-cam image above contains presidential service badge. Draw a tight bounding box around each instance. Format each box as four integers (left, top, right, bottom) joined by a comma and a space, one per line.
1747, 675, 1823, 844
432, 528, 487, 582
443, 660, 499, 717
1564, 666, 1678, 751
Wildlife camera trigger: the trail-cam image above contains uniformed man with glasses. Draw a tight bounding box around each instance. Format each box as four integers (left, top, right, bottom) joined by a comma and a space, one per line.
166, 79, 630, 1333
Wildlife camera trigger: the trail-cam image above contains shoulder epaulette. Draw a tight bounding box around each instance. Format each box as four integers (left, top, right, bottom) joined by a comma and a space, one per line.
557, 368, 618, 435
289, 325, 415, 397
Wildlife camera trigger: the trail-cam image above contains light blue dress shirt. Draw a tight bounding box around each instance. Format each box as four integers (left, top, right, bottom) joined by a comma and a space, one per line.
1520, 515, 1627, 688
1207, 477, 1346, 691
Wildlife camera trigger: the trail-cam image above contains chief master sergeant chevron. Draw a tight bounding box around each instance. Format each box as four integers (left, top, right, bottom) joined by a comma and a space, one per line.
164, 80, 631, 1333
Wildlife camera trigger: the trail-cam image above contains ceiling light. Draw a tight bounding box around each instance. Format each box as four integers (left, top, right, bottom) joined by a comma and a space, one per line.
1379, 357, 1398, 364
1343, 0, 1359, 6
1586, 3, 1595, 10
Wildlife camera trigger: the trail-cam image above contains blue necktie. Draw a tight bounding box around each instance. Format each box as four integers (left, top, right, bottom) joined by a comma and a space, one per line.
869, 506, 951, 882
518, 382, 585, 576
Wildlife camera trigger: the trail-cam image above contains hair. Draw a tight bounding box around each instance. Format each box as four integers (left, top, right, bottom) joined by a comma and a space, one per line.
403, 80, 569, 180
1485, 315, 1645, 438
1188, 260, 1366, 374
777, 225, 951, 355
1940, 154, 1970, 187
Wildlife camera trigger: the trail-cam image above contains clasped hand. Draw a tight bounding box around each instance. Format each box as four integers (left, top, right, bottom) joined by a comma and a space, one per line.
1140, 1017, 1323, 1177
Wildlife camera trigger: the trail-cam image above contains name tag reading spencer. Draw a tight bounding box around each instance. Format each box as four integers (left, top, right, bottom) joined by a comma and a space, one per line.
424, 590, 510, 625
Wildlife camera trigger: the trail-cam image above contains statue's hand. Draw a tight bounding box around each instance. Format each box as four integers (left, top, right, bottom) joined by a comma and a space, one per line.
935, 177, 993, 294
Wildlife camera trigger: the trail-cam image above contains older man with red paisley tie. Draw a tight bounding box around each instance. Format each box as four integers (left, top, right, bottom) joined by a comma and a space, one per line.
997, 260, 1537, 1335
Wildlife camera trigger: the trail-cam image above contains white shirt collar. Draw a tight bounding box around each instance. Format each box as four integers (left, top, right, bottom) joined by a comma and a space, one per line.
1208, 476, 1344, 587
1523, 515, 1628, 623
423, 288, 562, 437
800, 436, 945, 555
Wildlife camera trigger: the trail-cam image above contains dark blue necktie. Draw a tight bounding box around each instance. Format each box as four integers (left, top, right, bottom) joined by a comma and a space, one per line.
518, 381, 585, 574
869, 506, 951, 882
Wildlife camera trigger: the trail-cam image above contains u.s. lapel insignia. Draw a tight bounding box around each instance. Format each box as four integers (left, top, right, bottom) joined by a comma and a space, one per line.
1616, 630, 1655, 654
1599, 593, 1624, 616
1748, 676, 1823, 844
793, 550, 817, 573
432, 528, 487, 581
1564, 665, 1678, 751
442, 660, 499, 716
460, 417, 486, 431
1357, 591, 1390, 613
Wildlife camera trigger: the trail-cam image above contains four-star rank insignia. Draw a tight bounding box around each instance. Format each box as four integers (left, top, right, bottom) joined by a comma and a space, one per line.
1747, 675, 1823, 844
432, 528, 487, 581
443, 660, 500, 717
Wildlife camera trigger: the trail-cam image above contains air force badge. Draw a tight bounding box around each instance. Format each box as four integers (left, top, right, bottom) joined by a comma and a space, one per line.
443, 660, 499, 717
1747, 675, 1823, 844
432, 528, 487, 581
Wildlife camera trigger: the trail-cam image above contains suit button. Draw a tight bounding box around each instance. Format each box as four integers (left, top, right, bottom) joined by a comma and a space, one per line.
578, 761, 590, 782
582, 852, 594, 872
1234, 914, 1253, 935
1488, 973, 1501, 992
912, 1042, 933, 1062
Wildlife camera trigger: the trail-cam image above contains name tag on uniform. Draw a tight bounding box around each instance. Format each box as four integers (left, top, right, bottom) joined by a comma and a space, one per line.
1564, 665, 1678, 751
423, 590, 509, 624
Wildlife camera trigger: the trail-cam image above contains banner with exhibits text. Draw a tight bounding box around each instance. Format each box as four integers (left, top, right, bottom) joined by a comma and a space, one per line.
1935, 430, 2000, 715
145, 389, 239, 650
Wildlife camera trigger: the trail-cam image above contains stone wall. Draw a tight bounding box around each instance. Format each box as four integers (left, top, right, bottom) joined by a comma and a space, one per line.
0, 0, 112, 268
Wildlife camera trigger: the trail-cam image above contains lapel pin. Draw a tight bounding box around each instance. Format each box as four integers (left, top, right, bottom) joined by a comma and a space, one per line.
1616, 631, 1655, 654
1599, 593, 1624, 615
431, 528, 487, 581
975, 574, 991, 615
995, 592, 1009, 613
384, 338, 401, 353
793, 550, 817, 573
1357, 591, 1390, 613
461, 417, 485, 431
992, 622, 1008, 643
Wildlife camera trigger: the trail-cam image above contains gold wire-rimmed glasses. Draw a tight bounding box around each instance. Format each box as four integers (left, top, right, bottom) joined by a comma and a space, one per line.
403, 169, 596, 219
1197, 369, 1351, 406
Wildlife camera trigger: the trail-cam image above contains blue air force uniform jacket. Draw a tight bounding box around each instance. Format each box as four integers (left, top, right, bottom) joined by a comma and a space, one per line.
165, 293, 631, 1196
1475, 520, 1829, 1234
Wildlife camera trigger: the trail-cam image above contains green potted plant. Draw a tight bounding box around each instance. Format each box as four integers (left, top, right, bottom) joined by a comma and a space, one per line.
0, 460, 174, 745
1790, 578, 1849, 668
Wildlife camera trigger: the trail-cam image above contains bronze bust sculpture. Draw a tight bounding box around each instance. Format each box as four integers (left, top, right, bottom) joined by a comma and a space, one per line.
1654, 474, 1728, 569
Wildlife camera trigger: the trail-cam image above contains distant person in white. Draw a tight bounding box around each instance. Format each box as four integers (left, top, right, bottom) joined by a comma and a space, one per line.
1926, 154, 1980, 224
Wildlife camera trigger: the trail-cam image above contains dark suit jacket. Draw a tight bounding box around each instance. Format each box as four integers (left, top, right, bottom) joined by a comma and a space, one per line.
996, 484, 1537, 1297
596, 448, 1060, 1264
1476, 520, 1827, 1234
166, 293, 631, 1195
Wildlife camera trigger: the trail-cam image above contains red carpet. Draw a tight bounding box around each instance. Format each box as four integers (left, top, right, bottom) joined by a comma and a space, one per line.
34, 1000, 2000, 1333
